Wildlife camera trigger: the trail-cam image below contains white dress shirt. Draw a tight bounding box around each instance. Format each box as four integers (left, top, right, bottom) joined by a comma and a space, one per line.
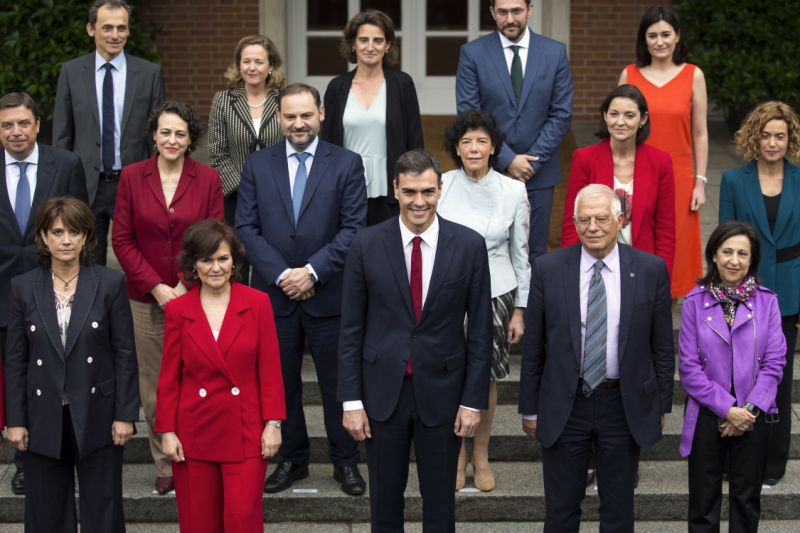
94, 51, 127, 170
5, 143, 39, 212
498, 28, 531, 76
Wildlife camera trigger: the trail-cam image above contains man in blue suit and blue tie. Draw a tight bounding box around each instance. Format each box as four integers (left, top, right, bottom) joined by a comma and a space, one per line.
236, 83, 368, 496
456, 0, 573, 260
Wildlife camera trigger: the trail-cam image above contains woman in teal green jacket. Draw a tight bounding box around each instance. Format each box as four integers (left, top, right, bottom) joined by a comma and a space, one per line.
719, 100, 800, 486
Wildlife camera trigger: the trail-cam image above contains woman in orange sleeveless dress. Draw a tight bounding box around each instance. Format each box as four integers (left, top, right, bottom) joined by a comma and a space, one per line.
620, 5, 708, 299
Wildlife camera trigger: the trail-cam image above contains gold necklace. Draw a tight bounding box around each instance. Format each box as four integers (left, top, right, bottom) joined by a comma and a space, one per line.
52, 270, 79, 290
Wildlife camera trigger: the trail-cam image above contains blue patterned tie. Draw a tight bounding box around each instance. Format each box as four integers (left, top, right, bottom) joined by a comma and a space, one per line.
292, 152, 310, 224
582, 260, 607, 397
102, 62, 115, 174
14, 161, 31, 233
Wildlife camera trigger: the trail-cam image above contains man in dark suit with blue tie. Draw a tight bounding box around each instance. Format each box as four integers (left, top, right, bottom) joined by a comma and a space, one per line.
0, 92, 89, 495
338, 150, 492, 532
519, 184, 674, 532
456, 0, 572, 261
53, 0, 164, 265
236, 83, 368, 496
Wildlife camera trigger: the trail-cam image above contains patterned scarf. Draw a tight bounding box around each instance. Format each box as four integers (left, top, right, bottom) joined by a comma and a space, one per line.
707, 275, 757, 327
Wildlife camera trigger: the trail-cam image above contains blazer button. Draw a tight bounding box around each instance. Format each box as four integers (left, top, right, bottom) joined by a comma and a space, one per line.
169, 208, 175, 214
87, 356, 93, 364
704, 302, 709, 307
231, 387, 240, 396
747, 314, 752, 319
30, 325, 36, 332
36, 389, 42, 396
36, 359, 43, 366
707, 317, 712, 321
92, 321, 99, 329
199, 388, 207, 397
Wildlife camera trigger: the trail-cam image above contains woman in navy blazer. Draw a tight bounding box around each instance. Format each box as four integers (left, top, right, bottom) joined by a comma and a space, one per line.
719, 100, 800, 486
679, 221, 785, 532
112, 101, 224, 494
322, 9, 424, 225
156, 220, 285, 532
562, 84, 675, 277
4, 196, 139, 532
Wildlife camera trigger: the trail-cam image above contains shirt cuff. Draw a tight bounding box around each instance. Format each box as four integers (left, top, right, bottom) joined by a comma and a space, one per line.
522, 414, 537, 421
305, 264, 318, 282
343, 400, 364, 411
276, 268, 291, 286
460, 405, 479, 412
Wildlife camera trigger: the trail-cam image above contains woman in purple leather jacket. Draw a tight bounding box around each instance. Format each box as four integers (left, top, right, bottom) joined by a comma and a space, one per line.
679, 220, 786, 532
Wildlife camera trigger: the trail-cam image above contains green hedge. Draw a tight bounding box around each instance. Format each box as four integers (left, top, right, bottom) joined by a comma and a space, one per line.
0, 0, 159, 124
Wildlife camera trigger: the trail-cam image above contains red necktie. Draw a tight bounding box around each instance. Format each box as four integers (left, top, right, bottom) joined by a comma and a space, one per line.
407, 236, 422, 375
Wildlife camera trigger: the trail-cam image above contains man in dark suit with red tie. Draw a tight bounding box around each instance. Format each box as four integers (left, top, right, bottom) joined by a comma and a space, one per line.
338, 149, 492, 532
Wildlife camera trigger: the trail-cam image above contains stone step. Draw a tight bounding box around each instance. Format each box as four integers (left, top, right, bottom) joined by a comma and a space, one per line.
3, 404, 798, 464
1, 461, 800, 523
0, 522, 799, 532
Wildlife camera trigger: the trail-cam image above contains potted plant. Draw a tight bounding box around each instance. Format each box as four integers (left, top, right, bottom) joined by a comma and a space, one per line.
677, 0, 800, 134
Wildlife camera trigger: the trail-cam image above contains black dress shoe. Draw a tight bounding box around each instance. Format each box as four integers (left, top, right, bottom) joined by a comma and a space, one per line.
634, 468, 640, 489
11, 469, 24, 495
764, 477, 781, 486
334, 464, 366, 496
264, 460, 309, 493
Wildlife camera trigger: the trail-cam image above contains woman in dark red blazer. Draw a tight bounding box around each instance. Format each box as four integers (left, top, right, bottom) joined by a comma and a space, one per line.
562, 84, 676, 276
111, 101, 224, 494
156, 220, 285, 532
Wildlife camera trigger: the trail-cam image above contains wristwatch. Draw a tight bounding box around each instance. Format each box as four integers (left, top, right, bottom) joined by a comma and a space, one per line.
744, 402, 761, 417
267, 420, 282, 428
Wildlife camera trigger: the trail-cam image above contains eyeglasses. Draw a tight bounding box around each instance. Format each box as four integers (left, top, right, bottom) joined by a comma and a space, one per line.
493, 7, 526, 17
574, 215, 613, 228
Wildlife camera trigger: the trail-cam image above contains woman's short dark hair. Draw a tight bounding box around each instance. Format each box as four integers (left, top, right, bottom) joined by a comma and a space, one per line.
595, 84, 651, 144
339, 10, 400, 68
698, 221, 761, 286
635, 6, 688, 67
443, 109, 505, 169
34, 196, 97, 265
146, 101, 204, 156
179, 219, 245, 284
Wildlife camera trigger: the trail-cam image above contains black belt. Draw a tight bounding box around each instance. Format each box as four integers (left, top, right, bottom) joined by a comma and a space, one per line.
99, 170, 121, 181
579, 378, 620, 390
776, 241, 800, 263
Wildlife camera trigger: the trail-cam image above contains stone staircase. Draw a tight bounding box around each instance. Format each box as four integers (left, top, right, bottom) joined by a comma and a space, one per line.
1, 349, 799, 531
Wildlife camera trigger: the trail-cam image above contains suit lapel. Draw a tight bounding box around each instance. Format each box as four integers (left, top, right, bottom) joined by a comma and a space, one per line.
0, 163, 16, 233
383, 221, 414, 319
486, 33, 517, 108
741, 162, 774, 244
564, 246, 583, 363
25, 147, 56, 239
144, 157, 167, 210
616, 246, 637, 365
230, 88, 258, 139
629, 144, 653, 246
121, 53, 138, 135
772, 161, 799, 242
33, 268, 65, 357
421, 218, 457, 320
81, 54, 100, 131
184, 289, 237, 384
215, 284, 247, 360
271, 147, 294, 223
518, 30, 542, 109
64, 265, 99, 357
170, 157, 194, 206
297, 141, 329, 222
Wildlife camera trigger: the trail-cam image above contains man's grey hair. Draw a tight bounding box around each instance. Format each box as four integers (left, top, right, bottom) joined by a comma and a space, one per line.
573, 184, 622, 218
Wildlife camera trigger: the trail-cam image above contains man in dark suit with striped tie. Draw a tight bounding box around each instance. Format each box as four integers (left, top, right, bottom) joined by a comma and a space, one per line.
519, 184, 674, 533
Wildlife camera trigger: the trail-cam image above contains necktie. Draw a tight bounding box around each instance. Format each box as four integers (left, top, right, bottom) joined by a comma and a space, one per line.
582, 261, 607, 397
407, 236, 423, 376
102, 62, 115, 174
14, 161, 31, 233
292, 152, 311, 224
510, 45, 523, 104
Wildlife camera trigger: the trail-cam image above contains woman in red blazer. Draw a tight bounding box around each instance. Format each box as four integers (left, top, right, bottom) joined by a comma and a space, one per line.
562, 84, 676, 277
112, 101, 224, 494
156, 220, 285, 532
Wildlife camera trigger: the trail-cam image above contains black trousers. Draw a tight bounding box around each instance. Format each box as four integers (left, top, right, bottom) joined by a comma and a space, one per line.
688, 407, 769, 533
527, 185, 555, 261
91, 178, 118, 266
541, 382, 641, 533
764, 314, 798, 481
274, 308, 358, 466
23, 405, 125, 533
366, 377, 461, 533
224, 191, 251, 285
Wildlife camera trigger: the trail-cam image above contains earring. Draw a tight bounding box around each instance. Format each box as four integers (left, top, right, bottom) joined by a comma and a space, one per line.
191, 267, 198, 276
231, 265, 236, 274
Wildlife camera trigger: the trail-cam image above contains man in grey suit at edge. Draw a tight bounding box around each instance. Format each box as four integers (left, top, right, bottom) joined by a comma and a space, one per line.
53, 0, 164, 265
456, 0, 572, 261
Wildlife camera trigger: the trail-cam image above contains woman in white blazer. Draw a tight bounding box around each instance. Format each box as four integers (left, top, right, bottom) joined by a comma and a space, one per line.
438, 109, 531, 492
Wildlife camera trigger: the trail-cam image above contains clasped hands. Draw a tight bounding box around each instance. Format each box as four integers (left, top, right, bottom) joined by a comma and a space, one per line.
151, 281, 188, 309
279, 268, 315, 301
506, 154, 540, 182
720, 406, 756, 438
